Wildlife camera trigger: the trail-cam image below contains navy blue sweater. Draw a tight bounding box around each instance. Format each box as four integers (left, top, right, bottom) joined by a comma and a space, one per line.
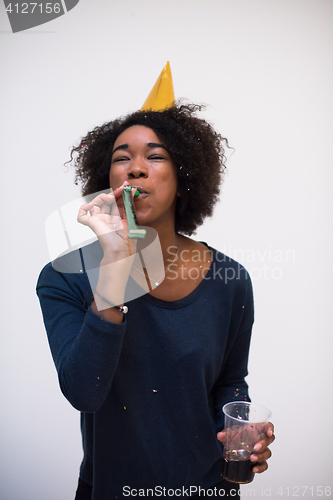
36, 243, 254, 499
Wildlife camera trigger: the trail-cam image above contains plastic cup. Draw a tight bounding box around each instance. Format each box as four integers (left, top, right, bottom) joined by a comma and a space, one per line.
221, 401, 272, 484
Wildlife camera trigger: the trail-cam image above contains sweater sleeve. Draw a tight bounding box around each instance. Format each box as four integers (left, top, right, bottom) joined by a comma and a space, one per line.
36, 263, 126, 412
212, 273, 254, 431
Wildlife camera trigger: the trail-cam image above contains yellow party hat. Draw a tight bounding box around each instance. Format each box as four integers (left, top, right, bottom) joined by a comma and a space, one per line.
141, 62, 175, 111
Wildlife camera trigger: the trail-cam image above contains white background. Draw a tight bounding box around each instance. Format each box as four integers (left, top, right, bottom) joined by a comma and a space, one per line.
1, 0, 332, 498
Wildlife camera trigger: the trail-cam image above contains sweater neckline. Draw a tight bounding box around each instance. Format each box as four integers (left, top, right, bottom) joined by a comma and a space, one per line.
141, 244, 215, 309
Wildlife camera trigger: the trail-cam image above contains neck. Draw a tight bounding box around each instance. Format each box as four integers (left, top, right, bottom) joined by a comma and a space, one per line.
142, 218, 181, 264
159, 233, 181, 265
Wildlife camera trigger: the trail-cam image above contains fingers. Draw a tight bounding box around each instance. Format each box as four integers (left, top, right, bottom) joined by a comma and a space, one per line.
250, 422, 275, 474
78, 181, 130, 223
216, 431, 226, 444
77, 193, 125, 242
217, 427, 235, 443
217, 425, 244, 444
77, 183, 139, 243
78, 193, 115, 225
253, 423, 275, 453
250, 445, 272, 463
252, 460, 268, 474
266, 422, 275, 440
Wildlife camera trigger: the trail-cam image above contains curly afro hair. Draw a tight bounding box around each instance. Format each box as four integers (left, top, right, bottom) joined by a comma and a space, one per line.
69, 103, 228, 235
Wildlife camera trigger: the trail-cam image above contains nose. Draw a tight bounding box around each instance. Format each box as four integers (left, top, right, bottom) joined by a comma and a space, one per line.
127, 156, 148, 179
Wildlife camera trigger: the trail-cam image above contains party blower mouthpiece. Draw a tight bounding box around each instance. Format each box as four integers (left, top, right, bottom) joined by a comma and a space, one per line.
122, 186, 146, 239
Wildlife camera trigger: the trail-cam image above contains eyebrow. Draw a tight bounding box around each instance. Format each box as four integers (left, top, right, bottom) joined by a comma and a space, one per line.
147, 142, 168, 151
111, 142, 168, 156
112, 144, 129, 155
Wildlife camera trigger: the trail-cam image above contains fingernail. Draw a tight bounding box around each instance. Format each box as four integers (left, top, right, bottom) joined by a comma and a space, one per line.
254, 443, 262, 452
252, 467, 259, 473
250, 455, 258, 462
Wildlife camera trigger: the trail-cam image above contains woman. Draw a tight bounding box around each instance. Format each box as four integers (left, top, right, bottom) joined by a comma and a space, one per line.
37, 103, 274, 499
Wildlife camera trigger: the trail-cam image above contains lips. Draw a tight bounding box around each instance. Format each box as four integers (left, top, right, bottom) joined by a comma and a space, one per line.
131, 186, 148, 198
131, 186, 148, 194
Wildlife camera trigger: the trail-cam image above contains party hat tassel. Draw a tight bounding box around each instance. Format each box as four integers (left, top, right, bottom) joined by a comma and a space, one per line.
141, 62, 175, 111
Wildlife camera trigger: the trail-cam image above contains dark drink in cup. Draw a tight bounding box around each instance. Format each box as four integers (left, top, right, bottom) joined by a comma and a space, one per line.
221, 450, 256, 484
221, 402, 271, 485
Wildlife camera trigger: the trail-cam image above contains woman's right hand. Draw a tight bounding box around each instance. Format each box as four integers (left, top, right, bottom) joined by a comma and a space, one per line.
77, 182, 136, 258
77, 182, 137, 320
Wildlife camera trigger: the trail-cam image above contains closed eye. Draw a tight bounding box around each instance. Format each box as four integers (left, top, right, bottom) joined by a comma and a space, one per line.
112, 157, 129, 163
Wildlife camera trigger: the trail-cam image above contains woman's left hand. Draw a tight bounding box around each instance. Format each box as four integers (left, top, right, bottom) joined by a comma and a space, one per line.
217, 422, 275, 474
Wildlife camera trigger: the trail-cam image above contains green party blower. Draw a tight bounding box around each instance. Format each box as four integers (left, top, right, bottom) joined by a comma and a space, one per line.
122, 186, 146, 239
